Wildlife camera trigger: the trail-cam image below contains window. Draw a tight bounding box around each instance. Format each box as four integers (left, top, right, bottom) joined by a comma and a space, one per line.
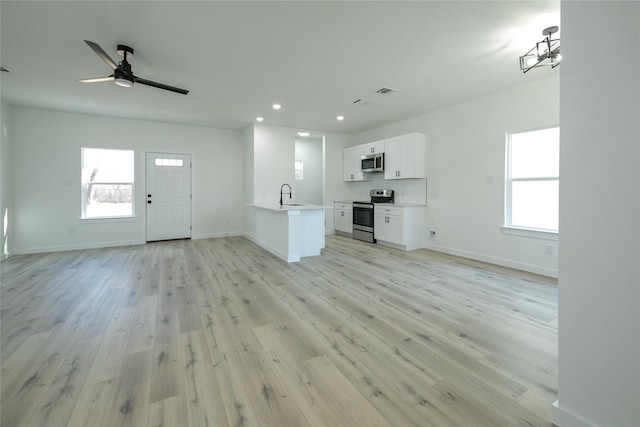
155, 158, 184, 167
81, 148, 134, 218
505, 127, 559, 232
295, 159, 303, 180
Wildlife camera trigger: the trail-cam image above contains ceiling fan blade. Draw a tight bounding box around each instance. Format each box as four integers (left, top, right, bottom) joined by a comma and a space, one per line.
84, 40, 118, 70
134, 76, 189, 95
78, 75, 114, 83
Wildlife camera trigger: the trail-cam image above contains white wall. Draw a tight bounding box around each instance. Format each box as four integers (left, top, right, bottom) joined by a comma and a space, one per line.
243, 125, 255, 205
354, 75, 560, 277
295, 137, 323, 205
12, 107, 244, 254
553, 2, 640, 426
1, 101, 14, 259
253, 124, 297, 204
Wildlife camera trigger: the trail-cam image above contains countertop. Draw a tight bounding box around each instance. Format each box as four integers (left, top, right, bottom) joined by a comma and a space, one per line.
249, 203, 328, 212
333, 201, 426, 208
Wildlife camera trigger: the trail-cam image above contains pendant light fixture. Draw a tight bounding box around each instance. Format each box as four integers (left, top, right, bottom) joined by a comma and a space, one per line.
519, 26, 561, 73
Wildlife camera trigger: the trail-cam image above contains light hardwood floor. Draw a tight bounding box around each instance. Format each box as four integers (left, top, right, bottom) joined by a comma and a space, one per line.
1, 235, 558, 426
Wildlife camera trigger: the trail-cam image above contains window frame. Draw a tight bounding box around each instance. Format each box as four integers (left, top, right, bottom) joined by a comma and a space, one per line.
504, 126, 559, 236
81, 147, 135, 219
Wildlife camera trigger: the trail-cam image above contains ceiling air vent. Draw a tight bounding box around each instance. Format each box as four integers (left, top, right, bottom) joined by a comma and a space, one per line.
375, 87, 398, 95
352, 98, 372, 106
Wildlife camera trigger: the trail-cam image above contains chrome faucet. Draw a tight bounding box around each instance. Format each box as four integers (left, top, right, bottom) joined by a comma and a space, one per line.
280, 183, 292, 206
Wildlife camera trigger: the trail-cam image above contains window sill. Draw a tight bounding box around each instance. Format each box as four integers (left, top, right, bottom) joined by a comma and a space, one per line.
501, 226, 558, 241
79, 216, 137, 223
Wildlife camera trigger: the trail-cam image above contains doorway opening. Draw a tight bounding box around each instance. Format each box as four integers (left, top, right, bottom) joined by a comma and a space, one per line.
294, 134, 325, 205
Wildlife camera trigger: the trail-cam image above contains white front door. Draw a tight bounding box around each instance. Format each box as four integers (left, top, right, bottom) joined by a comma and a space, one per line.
146, 152, 192, 242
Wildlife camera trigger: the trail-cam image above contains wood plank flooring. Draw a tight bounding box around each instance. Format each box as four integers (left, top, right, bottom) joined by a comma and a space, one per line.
1, 235, 558, 426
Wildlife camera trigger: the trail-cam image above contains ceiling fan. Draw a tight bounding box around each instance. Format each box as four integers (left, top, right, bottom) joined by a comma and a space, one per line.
79, 40, 189, 95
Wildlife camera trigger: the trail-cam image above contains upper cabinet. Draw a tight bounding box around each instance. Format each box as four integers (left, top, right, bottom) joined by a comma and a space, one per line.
384, 132, 426, 180
361, 140, 385, 155
344, 133, 425, 182
343, 145, 364, 181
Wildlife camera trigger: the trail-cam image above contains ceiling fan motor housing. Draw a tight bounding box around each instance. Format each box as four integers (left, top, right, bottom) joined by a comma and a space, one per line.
114, 66, 134, 87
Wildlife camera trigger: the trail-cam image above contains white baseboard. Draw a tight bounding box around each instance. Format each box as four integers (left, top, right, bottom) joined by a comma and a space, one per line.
552, 400, 599, 427
424, 243, 558, 278
192, 231, 244, 240
14, 238, 145, 255
243, 232, 299, 263
13, 232, 248, 255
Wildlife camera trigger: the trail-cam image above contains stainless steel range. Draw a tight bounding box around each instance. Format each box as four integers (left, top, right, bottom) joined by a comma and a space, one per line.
352, 189, 394, 243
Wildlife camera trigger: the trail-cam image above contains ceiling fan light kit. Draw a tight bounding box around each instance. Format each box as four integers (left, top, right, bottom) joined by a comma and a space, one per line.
519, 26, 561, 73
80, 40, 189, 95
114, 67, 133, 87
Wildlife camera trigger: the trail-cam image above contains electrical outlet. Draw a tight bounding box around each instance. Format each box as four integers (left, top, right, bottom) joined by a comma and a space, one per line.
428, 230, 437, 240
545, 244, 553, 255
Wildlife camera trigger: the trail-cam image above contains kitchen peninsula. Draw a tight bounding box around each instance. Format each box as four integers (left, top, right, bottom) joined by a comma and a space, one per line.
244, 203, 326, 262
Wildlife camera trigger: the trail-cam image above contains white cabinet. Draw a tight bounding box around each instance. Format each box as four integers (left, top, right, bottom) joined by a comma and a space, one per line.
374, 205, 425, 250
374, 207, 404, 245
384, 133, 426, 180
334, 202, 353, 235
343, 145, 364, 182
361, 140, 385, 155
344, 140, 386, 182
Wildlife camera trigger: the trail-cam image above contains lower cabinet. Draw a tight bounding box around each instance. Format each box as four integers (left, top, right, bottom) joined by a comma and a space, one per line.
334, 202, 353, 235
374, 205, 424, 250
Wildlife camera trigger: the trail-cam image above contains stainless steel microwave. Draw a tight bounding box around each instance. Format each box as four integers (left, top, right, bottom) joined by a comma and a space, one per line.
361, 153, 384, 172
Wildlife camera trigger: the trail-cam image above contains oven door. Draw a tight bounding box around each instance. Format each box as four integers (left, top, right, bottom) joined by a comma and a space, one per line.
352, 203, 375, 243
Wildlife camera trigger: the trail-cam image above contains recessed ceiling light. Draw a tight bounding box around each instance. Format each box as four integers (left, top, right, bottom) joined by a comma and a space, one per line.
256, 117, 264, 122
297, 132, 310, 137
337, 115, 345, 121
272, 104, 282, 110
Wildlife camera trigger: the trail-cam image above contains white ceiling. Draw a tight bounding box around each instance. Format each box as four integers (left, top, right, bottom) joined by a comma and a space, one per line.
0, 1, 560, 135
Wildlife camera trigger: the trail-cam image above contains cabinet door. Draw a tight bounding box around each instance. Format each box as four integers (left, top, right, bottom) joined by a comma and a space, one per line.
385, 133, 426, 180
386, 215, 404, 245
384, 137, 399, 180
397, 134, 415, 179
335, 209, 352, 233
374, 140, 385, 154
343, 146, 364, 181
374, 213, 388, 241
361, 140, 385, 155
